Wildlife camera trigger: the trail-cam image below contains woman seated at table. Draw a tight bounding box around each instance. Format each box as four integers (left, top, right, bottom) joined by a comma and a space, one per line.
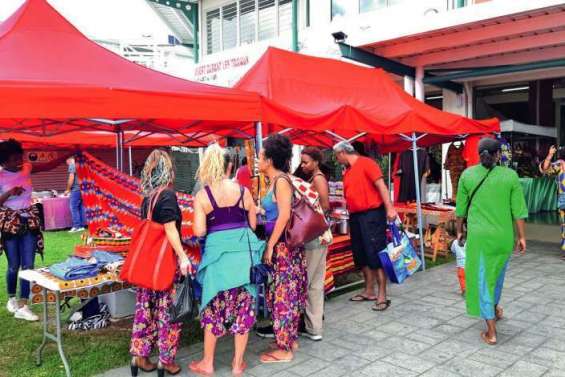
129, 149, 191, 377
0, 139, 69, 322
189, 144, 262, 376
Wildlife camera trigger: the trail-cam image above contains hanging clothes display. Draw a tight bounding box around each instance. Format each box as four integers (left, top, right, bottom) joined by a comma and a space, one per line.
445, 142, 466, 201
396, 149, 430, 203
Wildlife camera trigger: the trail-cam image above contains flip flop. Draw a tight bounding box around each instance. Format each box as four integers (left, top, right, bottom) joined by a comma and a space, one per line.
480, 331, 497, 346
372, 299, 392, 312
232, 361, 247, 376
350, 294, 377, 302
260, 352, 293, 364
188, 361, 213, 376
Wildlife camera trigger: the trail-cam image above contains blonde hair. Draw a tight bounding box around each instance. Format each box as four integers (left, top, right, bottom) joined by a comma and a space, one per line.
197, 143, 226, 186
141, 149, 175, 195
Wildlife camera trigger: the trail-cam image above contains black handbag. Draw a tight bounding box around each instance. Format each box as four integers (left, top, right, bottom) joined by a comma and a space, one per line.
169, 277, 197, 324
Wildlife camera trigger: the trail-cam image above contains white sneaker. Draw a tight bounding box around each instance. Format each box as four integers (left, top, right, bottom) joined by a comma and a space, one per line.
68, 227, 78, 233
14, 305, 39, 321
6, 298, 18, 314
299, 330, 323, 341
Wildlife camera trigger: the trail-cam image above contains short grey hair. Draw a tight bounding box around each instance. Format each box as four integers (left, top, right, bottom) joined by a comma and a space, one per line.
333, 141, 356, 154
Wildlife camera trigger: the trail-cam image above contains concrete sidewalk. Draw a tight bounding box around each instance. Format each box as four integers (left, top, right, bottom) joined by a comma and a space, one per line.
100, 241, 565, 377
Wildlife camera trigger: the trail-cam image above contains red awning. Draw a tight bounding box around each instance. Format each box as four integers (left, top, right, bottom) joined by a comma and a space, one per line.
235, 48, 499, 151
0, 0, 261, 137
0, 130, 221, 149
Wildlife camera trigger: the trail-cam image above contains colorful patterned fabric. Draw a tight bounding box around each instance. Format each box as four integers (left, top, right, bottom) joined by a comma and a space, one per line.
130, 286, 181, 365
267, 242, 307, 351
76, 152, 196, 243
561, 210, 565, 253
542, 160, 565, 195
200, 287, 256, 337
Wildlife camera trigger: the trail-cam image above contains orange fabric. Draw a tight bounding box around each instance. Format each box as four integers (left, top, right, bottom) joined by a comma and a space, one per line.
0, 0, 261, 135
236, 48, 499, 152
235, 165, 252, 192
343, 157, 384, 213
457, 267, 466, 293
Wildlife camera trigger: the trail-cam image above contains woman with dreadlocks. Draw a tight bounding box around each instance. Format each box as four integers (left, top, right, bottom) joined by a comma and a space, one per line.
129, 149, 191, 377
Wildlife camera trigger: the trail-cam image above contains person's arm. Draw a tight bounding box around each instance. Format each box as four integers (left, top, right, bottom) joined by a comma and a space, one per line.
312, 175, 330, 212
64, 172, 75, 195
454, 171, 470, 243
243, 188, 257, 230
0, 187, 24, 206
164, 221, 191, 276
263, 177, 292, 265
374, 178, 397, 221
31, 152, 74, 173
510, 170, 528, 254
540, 145, 557, 173
514, 219, 526, 255
192, 192, 207, 238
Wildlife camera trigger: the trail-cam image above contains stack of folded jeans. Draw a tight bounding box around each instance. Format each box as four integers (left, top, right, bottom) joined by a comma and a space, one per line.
49, 257, 100, 280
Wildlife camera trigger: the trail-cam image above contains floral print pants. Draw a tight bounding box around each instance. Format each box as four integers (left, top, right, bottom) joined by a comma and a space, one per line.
130, 287, 181, 365
200, 287, 256, 337
267, 242, 307, 351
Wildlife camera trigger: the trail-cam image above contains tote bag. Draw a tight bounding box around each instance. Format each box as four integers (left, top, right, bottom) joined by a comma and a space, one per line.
120, 188, 177, 291
378, 223, 422, 284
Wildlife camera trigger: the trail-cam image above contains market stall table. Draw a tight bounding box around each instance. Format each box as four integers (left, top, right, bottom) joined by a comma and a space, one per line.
324, 234, 356, 294
19, 268, 131, 377
519, 177, 557, 214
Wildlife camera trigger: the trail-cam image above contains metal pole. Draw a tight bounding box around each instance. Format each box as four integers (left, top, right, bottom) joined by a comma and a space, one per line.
411, 132, 426, 271
292, 0, 298, 52
115, 132, 120, 170
388, 152, 392, 202
129, 146, 133, 176
256, 121, 263, 151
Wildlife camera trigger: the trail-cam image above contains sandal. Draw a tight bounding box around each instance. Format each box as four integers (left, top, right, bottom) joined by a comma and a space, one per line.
480, 331, 497, 345
372, 299, 391, 312
188, 361, 213, 376
350, 294, 377, 302
260, 352, 293, 364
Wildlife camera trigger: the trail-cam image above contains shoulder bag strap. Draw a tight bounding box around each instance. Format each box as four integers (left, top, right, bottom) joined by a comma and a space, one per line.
147, 187, 165, 220
464, 167, 494, 218
241, 189, 255, 267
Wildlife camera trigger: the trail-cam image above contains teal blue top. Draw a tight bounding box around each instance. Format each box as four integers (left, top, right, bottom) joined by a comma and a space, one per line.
197, 227, 265, 311
262, 190, 278, 222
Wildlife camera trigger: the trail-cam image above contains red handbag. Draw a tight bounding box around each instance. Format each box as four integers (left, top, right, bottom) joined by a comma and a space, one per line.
120, 188, 177, 291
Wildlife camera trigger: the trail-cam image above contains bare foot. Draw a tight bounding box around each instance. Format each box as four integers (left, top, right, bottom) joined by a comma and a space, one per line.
232, 360, 247, 376
480, 331, 497, 345
260, 349, 293, 363
189, 360, 214, 376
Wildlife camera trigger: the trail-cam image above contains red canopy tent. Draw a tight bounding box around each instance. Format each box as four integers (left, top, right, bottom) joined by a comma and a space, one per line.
0, 0, 261, 140
233, 47, 499, 151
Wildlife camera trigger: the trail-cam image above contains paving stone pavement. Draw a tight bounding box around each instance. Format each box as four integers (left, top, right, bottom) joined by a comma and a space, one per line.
99, 241, 565, 377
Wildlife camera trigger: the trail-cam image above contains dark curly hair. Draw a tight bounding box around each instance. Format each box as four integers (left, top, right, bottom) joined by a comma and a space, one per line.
0, 139, 23, 165
263, 134, 293, 173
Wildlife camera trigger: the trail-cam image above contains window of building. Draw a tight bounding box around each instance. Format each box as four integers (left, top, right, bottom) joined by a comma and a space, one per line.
278, 0, 293, 35
359, 0, 387, 13
239, 0, 256, 45
222, 3, 238, 50
331, 0, 357, 20
258, 0, 276, 41
206, 8, 221, 55
206, 0, 295, 55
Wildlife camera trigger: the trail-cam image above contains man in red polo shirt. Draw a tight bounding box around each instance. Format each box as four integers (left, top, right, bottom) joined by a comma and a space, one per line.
334, 141, 397, 311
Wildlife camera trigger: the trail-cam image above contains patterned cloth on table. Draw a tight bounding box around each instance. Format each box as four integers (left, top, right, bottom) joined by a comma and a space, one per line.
130, 286, 181, 365
200, 287, 256, 337
456, 165, 528, 320
267, 242, 307, 351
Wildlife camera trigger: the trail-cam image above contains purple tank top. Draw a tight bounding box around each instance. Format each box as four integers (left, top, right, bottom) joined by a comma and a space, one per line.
205, 186, 248, 233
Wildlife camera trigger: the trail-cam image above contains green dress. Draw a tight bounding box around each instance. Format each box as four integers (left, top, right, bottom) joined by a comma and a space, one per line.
455, 165, 528, 319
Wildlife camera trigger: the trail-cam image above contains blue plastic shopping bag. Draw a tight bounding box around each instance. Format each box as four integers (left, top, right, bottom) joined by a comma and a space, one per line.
378, 222, 422, 284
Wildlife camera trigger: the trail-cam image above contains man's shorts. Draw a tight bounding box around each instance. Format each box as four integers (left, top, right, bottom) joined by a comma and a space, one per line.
348, 207, 387, 270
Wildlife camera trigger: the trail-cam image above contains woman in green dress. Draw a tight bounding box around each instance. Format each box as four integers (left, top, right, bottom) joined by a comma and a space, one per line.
455, 138, 528, 345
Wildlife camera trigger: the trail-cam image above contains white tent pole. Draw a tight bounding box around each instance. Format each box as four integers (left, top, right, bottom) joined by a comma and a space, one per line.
115, 132, 120, 170
388, 152, 393, 203
411, 132, 426, 271
256, 122, 263, 151
129, 146, 133, 176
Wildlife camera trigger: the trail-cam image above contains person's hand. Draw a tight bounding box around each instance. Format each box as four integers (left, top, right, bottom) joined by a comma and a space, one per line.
64, 190, 70, 196
549, 145, 557, 158
386, 208, 398, 222
263, 244, 274, 266
179, 256, 192, 276
515, 238, 526, 255
456, 232, 465, 247
9, 186, 25, 196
